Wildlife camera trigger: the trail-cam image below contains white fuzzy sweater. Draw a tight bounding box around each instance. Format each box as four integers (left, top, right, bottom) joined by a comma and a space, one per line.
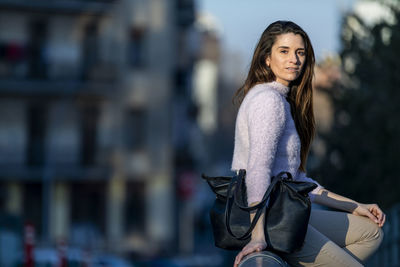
231, 81, 323, 204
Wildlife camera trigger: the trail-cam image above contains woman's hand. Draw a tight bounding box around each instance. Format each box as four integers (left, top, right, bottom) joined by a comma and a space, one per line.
352, 203, 386, 227
314, 190, 386, 228
233, 238, 267, 267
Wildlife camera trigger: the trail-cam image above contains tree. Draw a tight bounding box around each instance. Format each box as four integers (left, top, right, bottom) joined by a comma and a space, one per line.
312, 1, 400, 209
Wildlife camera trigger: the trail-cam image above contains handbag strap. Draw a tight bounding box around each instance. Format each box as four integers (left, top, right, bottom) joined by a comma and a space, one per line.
224, 171, 291, 240
233, 171, 292, 210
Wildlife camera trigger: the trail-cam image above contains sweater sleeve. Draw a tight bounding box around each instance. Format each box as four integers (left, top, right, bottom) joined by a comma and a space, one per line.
246, 91, 286, 204
296, 171, 324, 202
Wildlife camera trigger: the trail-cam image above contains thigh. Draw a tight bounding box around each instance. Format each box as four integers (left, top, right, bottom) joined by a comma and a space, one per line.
309, 209, 381, 248
282, 224, 363, 267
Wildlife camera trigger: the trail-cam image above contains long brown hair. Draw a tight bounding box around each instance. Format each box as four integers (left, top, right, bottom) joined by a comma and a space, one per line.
233, 21, 315, 171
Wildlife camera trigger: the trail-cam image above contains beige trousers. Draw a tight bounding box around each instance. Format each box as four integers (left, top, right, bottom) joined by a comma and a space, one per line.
281, 209, 384, 267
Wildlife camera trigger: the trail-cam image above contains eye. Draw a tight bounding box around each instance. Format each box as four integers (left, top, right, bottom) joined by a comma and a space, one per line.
280, 50, 288, 54
297, 50, 306, 56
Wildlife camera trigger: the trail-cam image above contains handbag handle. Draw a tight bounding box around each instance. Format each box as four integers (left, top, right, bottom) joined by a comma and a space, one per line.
224, 171, 291, 240
233, 171, 292, 210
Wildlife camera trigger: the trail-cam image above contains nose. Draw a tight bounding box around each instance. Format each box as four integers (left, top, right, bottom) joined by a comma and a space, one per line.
289, 52, 300, 65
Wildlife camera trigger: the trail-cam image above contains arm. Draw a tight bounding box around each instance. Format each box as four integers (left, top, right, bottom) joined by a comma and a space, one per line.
234, 204, 266, 267
296, 171, 324, 202
314, 189, 386, 227
246, 91, 286, 204
234, 91, 286, 266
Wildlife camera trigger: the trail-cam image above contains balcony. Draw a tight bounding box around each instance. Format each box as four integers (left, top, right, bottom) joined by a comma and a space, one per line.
0, 79, 117, 98
0, 42, 119, 97
0, 0, 116, 15
0, 163, 112, 181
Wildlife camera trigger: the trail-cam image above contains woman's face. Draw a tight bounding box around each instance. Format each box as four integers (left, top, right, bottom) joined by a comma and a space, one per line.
266, 33, 306, 86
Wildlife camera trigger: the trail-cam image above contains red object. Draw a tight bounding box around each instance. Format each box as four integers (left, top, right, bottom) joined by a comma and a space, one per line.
178, 171, 196, 200
6, 42, 24, 62
24, 223, 35, 267
57, 240, 68, 267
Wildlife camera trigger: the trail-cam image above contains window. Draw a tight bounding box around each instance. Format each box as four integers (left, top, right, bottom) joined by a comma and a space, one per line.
27, 104, 47, 166
79, 105, 99, 166
71, 181, 106, 235
28, 20, 48, 79
23, 182, 43, 236
128, 27, 146, 68
125, 180, 146, 233
81, 21, 99, 80
124, 108, 146, 151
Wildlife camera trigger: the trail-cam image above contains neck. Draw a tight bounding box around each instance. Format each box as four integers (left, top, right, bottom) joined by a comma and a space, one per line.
267, 81, 290, 97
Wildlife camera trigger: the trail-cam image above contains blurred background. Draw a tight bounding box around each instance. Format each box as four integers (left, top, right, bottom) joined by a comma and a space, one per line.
0, 0, 399, 266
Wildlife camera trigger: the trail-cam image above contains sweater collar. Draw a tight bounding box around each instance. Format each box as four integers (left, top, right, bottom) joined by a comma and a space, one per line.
266, 81, 290, 97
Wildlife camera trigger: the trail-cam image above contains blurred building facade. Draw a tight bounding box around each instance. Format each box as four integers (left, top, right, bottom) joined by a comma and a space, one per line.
173, 12, 222, 255
0, 0, 199, 264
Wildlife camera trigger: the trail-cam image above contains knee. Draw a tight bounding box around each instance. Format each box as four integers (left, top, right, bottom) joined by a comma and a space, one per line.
370, 224, 384, 247
376, 227, 384, 244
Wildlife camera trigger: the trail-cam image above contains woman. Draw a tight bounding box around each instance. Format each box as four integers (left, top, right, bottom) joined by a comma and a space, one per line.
231, 21, 385, 267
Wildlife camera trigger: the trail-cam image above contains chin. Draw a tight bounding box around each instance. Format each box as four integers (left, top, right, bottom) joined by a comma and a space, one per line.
286, 75, 300, 83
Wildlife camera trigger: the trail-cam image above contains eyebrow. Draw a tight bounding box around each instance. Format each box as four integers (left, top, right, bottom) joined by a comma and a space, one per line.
277, 46, 305, 50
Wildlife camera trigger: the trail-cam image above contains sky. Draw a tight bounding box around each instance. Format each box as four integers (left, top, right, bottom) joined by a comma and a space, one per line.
197, 0, 358, 69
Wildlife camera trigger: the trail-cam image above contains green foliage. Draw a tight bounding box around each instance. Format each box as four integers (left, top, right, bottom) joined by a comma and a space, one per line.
312, 4, 400, 209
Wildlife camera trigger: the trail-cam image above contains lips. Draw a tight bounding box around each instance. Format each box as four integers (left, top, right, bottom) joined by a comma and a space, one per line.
286, 67, 299, 72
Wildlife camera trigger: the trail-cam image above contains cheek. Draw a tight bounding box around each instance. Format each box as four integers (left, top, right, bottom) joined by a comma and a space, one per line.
300, 59, 306, 70
270, 56, 285, 69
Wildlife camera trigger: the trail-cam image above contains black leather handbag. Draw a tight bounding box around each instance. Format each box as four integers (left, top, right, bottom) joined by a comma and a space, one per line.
202, 169, 317, 254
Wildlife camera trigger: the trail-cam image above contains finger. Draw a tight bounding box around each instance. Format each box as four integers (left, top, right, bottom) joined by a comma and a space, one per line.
370, 205, 381, 217
377, 210, 383, 221
234, 253, 242, 267
238, 246, 258, 265
371, 207, 379, 217
377, 208, 384, 221
374, 210, 382, 221
235, 251, 243, 265
365, 211, 379, 224
370, 206, 381, 217
371, 210, 378, 219
377, 211, 382, 221
235, 250, 248, 266
370, 208, 380, 221
243, 247, 255, 256
380, 213, 386, 227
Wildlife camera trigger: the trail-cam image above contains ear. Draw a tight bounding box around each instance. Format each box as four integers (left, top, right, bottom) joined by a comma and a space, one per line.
265, 56, 270, 67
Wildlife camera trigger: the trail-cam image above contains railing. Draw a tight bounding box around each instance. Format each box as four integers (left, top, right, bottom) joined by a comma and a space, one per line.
238, 251, 288, 267
0, 164, 112, 181
0, 0, 116, 14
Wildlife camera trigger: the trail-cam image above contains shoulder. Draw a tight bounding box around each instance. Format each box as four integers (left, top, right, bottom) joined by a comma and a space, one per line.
244, 83, 284, 105
239, 84, 287, 126
243, 83, 285, 111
